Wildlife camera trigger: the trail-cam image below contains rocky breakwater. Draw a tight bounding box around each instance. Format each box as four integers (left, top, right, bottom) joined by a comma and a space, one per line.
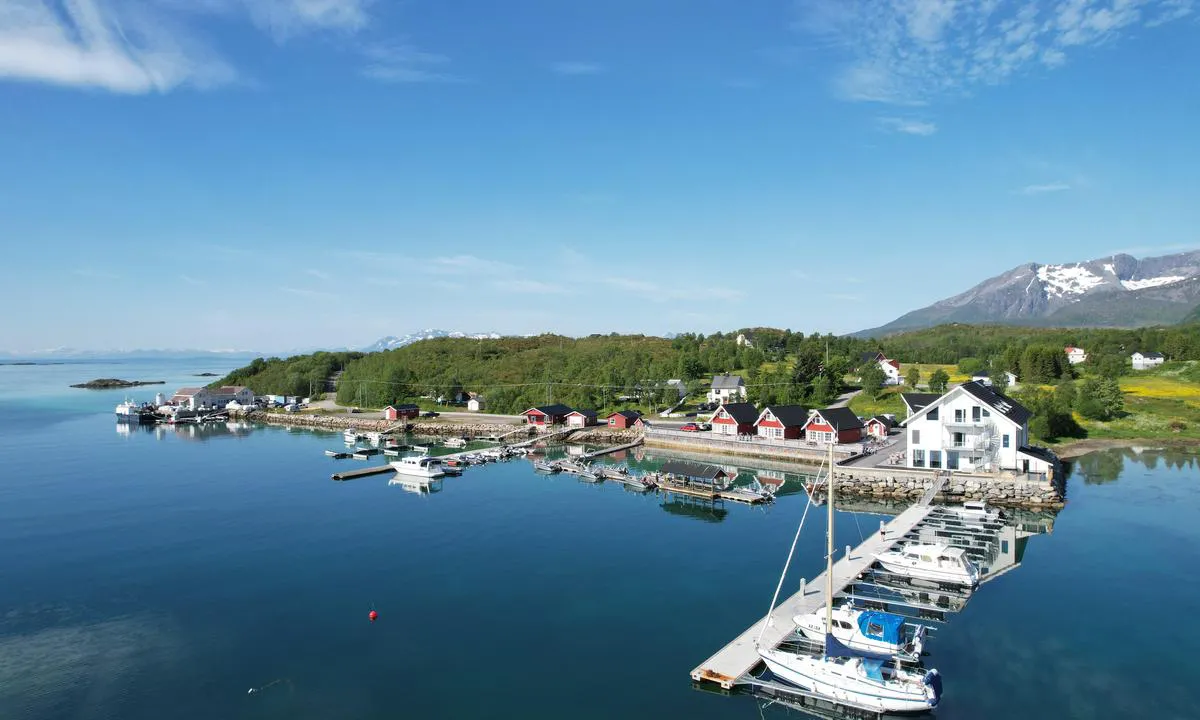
831, 468, 1064, 509
564, 428, 642, 444
240, 410, 532, 439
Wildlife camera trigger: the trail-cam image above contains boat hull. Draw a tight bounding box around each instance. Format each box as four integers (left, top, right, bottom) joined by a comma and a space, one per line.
875, 555, 977, 586
388, 461, 445, 479
794, 610, 922, 659
759, 650, 937, 714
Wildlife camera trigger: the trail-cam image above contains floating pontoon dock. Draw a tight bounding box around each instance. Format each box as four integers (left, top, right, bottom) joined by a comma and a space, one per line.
331, 465, 395, 481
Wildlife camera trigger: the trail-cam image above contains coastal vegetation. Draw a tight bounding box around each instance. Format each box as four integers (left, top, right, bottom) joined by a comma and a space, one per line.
214, 351, 363, 398
71, 378, 165, 389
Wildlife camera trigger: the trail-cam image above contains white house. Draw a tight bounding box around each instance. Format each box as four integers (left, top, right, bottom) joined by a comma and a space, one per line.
902, 380, 1058, 477
171, 385, 255, 410
1003, 371, 1019, 387
736, 333, 754, 348
880, 358, 903, 385
1065, 346, 1088, 365
467, 394, 485, 412
708, 374, 747, 404
971, 370, 992, 386
1131, 351, 1165, 370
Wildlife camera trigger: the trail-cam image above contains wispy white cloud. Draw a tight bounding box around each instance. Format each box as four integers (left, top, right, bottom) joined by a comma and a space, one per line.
500, 279, 566, 294
1016, 182, 1071, 195
280, 285, 338, 299
180, 274, 206, 286
430, 254, 517, 275
0, 0, 412, 94
305, 268, 329, 280
551, 61, 604, 76
793, 0, 1195, 104
361, 42, 457, 83
877, 116, 937, 136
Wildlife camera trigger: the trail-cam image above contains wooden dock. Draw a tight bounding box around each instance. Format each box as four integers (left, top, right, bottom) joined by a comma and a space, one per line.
579, 437, 643, 460
689, 502, 934, 689
332, 464, 395, 481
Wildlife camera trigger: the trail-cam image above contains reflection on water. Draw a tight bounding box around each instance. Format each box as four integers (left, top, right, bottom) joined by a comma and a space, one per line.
1069, 445, 1199, 484
114, 420, 256, 442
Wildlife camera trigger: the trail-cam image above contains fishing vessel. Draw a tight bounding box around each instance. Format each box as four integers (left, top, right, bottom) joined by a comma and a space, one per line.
756, 443, 942, 713
874, 544, 979, 586
115, 400, 155, 424
794, 604, 925, 661
389, 455, 446, 478
343, 429, 360, 443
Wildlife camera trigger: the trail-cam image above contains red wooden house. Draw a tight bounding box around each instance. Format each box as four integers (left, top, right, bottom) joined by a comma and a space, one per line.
383, 403, 420, 421
754, 405, 810, 440
710, 402, 758, 436
802, 407, 864, 444
865, 415, 895, 439
606, 410, 643, 429
522, 404, 573, 426
565, 409, 598, 427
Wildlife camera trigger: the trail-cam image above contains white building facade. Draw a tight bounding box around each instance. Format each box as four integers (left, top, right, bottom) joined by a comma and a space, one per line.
1131, 352, 1165, 370
1065, 346, 1087, 365
707, 374, 747, 404
904, 381, 1056, 476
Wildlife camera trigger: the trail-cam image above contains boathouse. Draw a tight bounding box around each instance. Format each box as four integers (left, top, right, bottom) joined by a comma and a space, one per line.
606, 410, 643, 429
522, 404, 573, 426
466, 393, 485, 412
660, 460, 728, 486
753, 405, 809, 440
384, 403, 420, 421
803, 408, 864, 444
710, 402, 758, 436
865, 415, 895, 439
565, 409, 598, 427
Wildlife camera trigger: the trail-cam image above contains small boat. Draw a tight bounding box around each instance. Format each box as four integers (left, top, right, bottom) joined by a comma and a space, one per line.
389, 455, 446, 479
621, 476, 654, 492
874, 544, 979, 586
441, 465, 464, 477
343, 429, 360, 443
364, 431, 383, 445
577, 469, 601, 482
794, 604, 926, 661
947, 500, 1002, 521
383, 448, 403, 457
533, 460, 560, 473
444, 437, 468, 448
324, 450, 351, 459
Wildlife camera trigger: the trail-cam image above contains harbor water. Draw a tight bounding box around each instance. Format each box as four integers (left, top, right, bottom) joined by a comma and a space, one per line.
1, 359, 1198, 719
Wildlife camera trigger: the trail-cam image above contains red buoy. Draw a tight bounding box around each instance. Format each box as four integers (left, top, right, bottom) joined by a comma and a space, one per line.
368, 610, 378, 622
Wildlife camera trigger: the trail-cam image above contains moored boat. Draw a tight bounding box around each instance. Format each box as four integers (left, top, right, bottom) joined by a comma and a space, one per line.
389, 455, 446, 479
794, 604, 926, 661
874, 544, 979, 586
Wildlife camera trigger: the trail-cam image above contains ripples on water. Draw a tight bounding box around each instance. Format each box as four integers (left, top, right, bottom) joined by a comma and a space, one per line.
1, 360, 1198, 719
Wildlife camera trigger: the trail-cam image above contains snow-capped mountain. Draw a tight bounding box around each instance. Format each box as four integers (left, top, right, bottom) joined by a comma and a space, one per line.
359, 329, 502, 352
859, 250, 1200, 336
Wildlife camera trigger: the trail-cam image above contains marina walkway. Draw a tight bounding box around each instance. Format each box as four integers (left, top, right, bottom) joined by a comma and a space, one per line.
689, 502, 934, 689
580, 437, 643, 460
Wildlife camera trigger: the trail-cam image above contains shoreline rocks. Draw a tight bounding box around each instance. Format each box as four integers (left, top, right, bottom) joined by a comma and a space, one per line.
71, 378, 166, 389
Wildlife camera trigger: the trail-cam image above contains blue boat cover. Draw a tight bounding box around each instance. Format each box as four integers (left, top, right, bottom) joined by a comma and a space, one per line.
856, 610, 905, 644
862, 659, 885, 682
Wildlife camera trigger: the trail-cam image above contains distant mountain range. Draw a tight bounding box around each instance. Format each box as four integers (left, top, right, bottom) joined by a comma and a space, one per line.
858, 250, 1200, 337
358, 329, 502, 352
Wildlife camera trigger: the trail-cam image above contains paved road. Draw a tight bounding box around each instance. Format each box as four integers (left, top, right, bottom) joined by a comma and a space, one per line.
829, 388, 861, 408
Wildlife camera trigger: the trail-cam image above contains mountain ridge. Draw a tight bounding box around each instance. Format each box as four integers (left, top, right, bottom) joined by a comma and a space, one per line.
858, 250, 1200, 337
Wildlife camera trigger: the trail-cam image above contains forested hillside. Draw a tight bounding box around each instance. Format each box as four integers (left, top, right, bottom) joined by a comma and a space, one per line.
213, 351, 363, 397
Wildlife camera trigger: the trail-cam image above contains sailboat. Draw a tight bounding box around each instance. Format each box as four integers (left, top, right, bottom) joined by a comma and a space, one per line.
757, 443, 942, 713
793, 603, 926, 661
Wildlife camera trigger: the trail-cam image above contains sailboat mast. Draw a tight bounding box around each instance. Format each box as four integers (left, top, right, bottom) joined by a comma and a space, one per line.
825, 440, 834, 636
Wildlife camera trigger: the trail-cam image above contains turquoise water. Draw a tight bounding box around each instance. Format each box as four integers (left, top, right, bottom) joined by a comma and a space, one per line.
1, 360, 1198, 719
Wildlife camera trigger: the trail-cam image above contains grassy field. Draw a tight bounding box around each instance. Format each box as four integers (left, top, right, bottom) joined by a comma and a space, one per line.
1062, 364, 1200, 441
848, 386, 907, 418
905, 363, 970, 388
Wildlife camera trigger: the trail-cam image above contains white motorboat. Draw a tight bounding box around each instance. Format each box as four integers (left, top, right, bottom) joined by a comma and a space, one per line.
874, 544, 979, 586
947, 500, 1001, 521
389, 455, 446, 479
343, 429, 360, 443
444, 437, 468, 448
756, 443, 941, 714
794, 604, 925, 661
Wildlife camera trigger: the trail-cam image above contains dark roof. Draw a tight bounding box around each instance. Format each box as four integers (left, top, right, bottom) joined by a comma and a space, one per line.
388, 403, 419, 411
608, 410, 642, 420
959, 381, 1032, 425
763, 405, 810, 427
1018, 445, 1058, 465
525, 403, 573, 416
1135, 351, 1164, 359
869, 415, 896, 428
859, 351, 885, 364
972, 370, 990, 377
711, 374, 745, 390
661, 460, 727, 481
718, 402, 759, 424
901, 393, 939, 412
809, 407, 864, 431
568, 409, 598, 418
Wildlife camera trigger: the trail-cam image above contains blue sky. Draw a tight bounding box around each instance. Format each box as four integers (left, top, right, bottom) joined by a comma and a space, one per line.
1, 0, 1198, 352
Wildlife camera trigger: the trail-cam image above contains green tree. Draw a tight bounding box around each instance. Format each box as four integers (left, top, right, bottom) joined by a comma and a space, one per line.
989, 364, 1008, 393
860, 363, 888, 398
957, 357, 984, 375
905, 366, 920, 389
928, 368, 950, 393
809, 375, 835, 406
1076, 377, 1125, 420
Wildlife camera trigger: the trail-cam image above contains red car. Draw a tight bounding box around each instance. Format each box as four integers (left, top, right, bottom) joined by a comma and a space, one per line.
680, 423, 701, 432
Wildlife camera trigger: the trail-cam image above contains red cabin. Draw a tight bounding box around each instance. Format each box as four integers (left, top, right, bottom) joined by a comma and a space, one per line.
802, 407, 864, 444
606, 410, 643, 429
754, 405, 810, 440
522, 404, 573, 426
710, 402, 758, 436
384, 404, 420, 421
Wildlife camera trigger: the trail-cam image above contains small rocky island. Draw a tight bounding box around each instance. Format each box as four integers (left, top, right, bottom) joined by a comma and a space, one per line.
195, 372, 219, 377
70, 378, 166, 389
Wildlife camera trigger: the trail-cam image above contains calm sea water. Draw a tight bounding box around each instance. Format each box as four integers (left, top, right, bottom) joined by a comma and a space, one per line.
2, 360, 1198, 719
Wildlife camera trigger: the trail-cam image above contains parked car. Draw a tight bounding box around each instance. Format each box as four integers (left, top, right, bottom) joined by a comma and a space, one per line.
680, 423, 700, 432
698, 422, 711, 431
423, 411, 440, 418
